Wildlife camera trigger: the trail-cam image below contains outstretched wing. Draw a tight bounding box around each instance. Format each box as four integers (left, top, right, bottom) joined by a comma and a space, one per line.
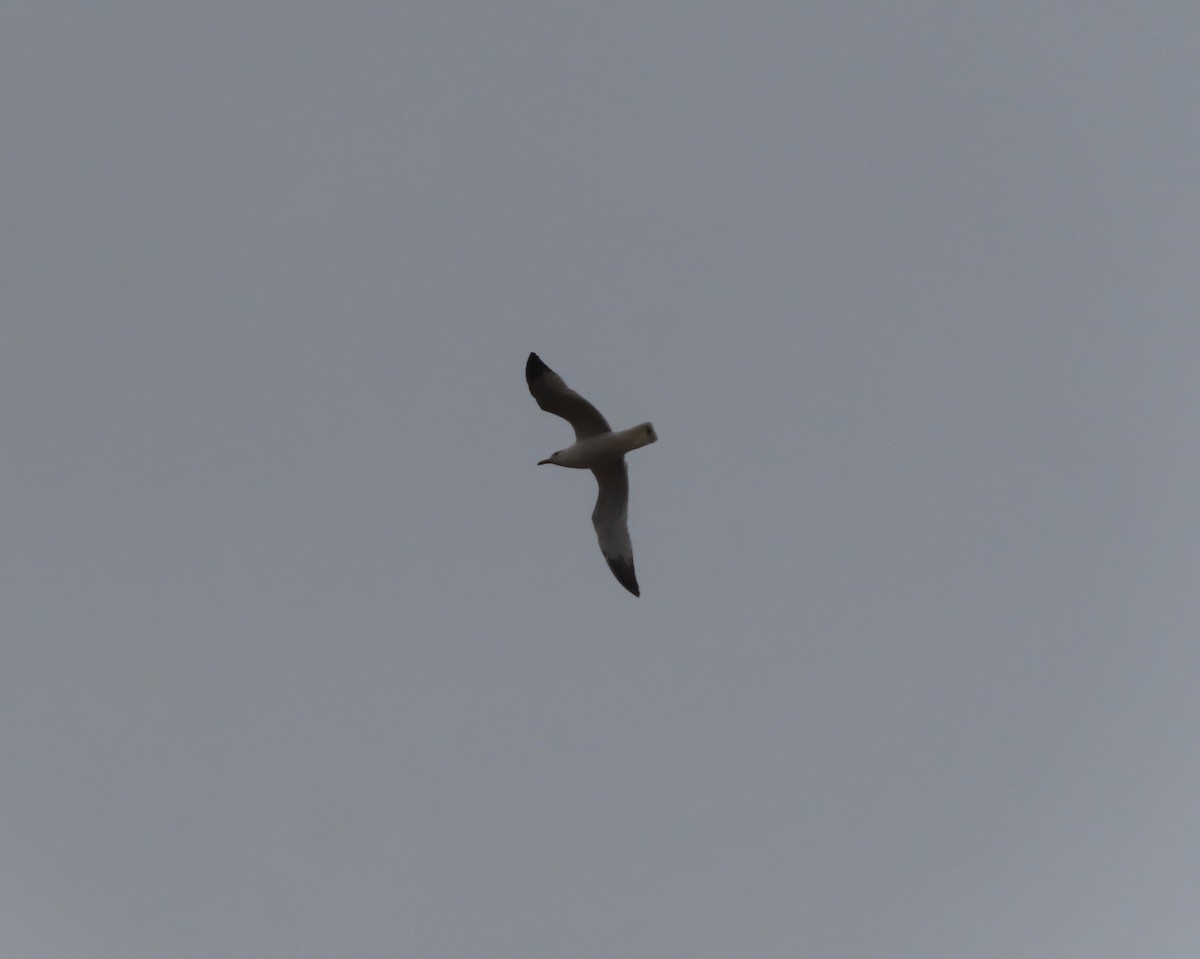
526, 353, 612, 441
591, 460, 639, 596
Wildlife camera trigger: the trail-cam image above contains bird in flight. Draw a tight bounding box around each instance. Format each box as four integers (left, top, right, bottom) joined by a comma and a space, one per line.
526, 352, 657, 596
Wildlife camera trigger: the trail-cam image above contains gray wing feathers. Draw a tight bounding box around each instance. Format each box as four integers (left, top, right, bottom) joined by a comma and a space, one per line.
526, 353, 612, 440
591, 461, 639, 597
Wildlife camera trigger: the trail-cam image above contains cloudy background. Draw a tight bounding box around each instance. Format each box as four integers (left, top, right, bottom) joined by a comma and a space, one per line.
3, 2, 1198, 956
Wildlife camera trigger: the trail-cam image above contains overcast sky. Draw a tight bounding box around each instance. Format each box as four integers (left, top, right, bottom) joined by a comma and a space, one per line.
3, 3, 1198, 957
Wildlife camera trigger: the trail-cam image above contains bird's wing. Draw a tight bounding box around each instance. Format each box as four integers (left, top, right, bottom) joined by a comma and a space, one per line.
591, 460, 639, 596
526, 352, 612, 441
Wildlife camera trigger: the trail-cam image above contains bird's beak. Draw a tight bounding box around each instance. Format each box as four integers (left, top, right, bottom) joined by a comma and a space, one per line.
537, 458, 552, 465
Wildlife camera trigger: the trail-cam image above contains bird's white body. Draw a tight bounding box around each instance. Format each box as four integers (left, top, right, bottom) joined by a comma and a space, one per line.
539, 422, 657, 469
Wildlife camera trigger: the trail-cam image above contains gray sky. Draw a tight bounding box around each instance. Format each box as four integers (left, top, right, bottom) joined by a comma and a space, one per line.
4, 2, 1198, 957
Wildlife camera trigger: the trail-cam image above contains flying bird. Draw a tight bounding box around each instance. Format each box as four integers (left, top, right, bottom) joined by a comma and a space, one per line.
526, 352, 657, 596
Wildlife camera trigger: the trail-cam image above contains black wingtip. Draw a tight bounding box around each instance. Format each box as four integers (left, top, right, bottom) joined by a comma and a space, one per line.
526, 352, 551, 386
605, 556, 641, 597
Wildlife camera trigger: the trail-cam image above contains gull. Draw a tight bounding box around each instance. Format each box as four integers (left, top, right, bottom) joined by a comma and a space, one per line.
526, 352, 657, 596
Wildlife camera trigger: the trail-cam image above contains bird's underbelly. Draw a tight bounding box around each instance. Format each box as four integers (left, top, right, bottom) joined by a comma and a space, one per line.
552, 433, 629, 468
